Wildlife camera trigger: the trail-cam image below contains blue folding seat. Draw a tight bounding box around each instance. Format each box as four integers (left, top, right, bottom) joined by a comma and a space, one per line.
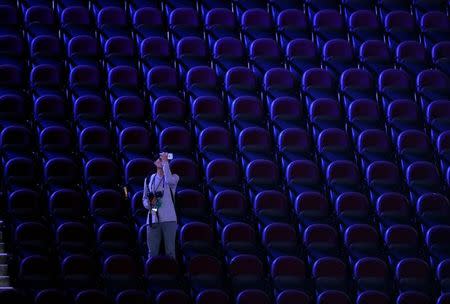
301, 68, 336, 109
139, 37, 172, 78
359, 40, 393, 76
310, 98, 342, 138
385, 11, 418, 50
238, 127, 273, 167
91, 0, 123, 16
0, 4, 19, 36
84, 157, 120, 197
0, 126, 33, 161
224, 67, 258, 108
377, 0, 412, 23
228, 254, 266, 296
305, 0, 339, 20
108, 66, 140, 104
30, 35, 62, 67
417, 69, 450, 113
240, 9, 274, 49
0, 64, 23, 96
39, 126, 73, 160
17, 255, 55, 292
356, 291, 390, 304
317, 290, 352, 304
128, 0, 159, 16
132, 7, 165, 46
270, 97, 304, 140
236, 290, 271, 304
317, 128, 352, 171
187, 255, 224, 297
413, 0, 447, 22
426, 225, 450, 268
169, 158, 201, 191
185, 66, 218, 103
286, 39, 320, 78
432, 41, 450, 78
212, 37, 246, 79
118, 126, 151, 162
175, 189, 209, 225
249, 39, 283, 80
303, 224, 340, 263
357, 130, 393, 173
15, 222, 51, 257
196, 289, 230, 304
102, 254, 140, 295
153, 96, 186, 131
367, 161, 402, 205
164, 0, 196, 15
30, 64, 63, 98
344, 224, 382, 266
116, 290, 149, 304
69, 65, 102, 100
385, 224, 420, 267
156, 290, 190, 304
104, 37, 136, 71
169, 8, 201, 47
34, 95, 67, 131
340, 69, 375, 112
97, 7, 129, 47
406, 161, 442, 204
34, 288, 71, 304
262, 223, 299, 263
198, 127, 233, 166
277, 290, 310, 304
0, 35, 24, 68
144, 256, 181, 295
73, 95, 108, 132
263, 68, 297, 109
386, 99, 421, 140
0, 95, 26, 129
67, 35, 100, 68
376, 192, 411, 234
79, 126, 112, 163
24, 6, 57, 42
313, 257, 348, 293
75, 289, 112, 304
60, 6, 92, 43
396, 258, 432, 294
246, 159, 280, 203
146, 66, 180, 102
191, 96, 226, 135
271, 256, 307, 296
378, 69, 414, 111
336, 192, 370, 231
179, 222, 215, 261
296, 192, 331, 232
221, 222, 259, 262
254, 190, 290, 230
277, 128, 312, 171
354, 257, 390, 294
234, 0, 267, 22
326, 160, 362, 204
159, 126, 192, 159
286, 160, 322, 202
397, 291, 432, 304
396, 41, 429, 78
205, 8, 238, 49
56, 222, 91, 257
420, 11, 449, 51
7, 189, 40, 227
348, 99, 382, 142
206, 158, 241, 200
96, 222, 133, 260
124, 158, 154, 197
90, 189, 125, 227
416, 193, 450, 234
3, 157, 36, 192
276, 9, 309, 50
176, 37, 209, 79
397, 130, 433, 172
437, 259, 450, 293
312, 10, 346, 49
322, 39, 355, 77
426, 100, 450, 144
213, 190, 249, 234
48, 189, 84, 228
231, 97, 265, 136
348, 10, 382, 50
43, 157, 79, 193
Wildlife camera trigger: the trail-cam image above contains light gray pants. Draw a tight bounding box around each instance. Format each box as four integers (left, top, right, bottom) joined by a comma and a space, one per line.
147, 221, 177, 259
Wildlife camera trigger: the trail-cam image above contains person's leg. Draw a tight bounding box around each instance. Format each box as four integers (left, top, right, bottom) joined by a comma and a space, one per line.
147, 223, 161, 259
161, 221, 178, 259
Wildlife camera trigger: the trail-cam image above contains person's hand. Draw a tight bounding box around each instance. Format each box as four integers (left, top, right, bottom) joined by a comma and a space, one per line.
160, 152, 169, 162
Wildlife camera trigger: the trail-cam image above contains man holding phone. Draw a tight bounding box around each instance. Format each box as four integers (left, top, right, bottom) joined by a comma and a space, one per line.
142, 152, 179, 259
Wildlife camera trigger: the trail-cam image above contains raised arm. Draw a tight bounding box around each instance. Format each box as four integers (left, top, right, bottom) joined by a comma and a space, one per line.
162, 161, 179, 188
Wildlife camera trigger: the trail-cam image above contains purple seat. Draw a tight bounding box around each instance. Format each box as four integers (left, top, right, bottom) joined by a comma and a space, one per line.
240, 9, 274, 48
132, 7, 164, 45
301, 68, 336, 108
176, 37, 209, 79
34, 95, 67, 130
115, 290, 148, 304
67, 35, 99, 67
231, 97, 265, 136
238, 126, 272, 165
125, 157, 155, 193
60, 6, 92, 42
348, 99, 381, 142
0, 95, 26, 128
277, 9, 309, 50
396, 41, 429, 77
0, 35, 24, 68
43, 157, 79, 191
336, 192, 370, 230
18, 255, 54, 290
278, 128, 312, 169
303, 224, 340, 263
61, 254, 97, 291
7, 189, 40, 224
205, 8, 237, 49
317, 290, 351, 304
356, 291, 390, 304
385, 225, 420, 266
185, 66, 218, 102
387, 99, 421, 140
420, 11, 449, 50
97, 7, 129, 46
159, 126, 192, 158
179, 222, 214, 261
305, 0, 339, 19
426, 100, 450, 142
376, 193, 411, 233
246, 159, 280, 202
206, 158, 241, 199
4, 157, 36, 190
348, 10, 382, 49
310, 98, 342, 138
112, 96, 146, 132
213, 190, 248, 233
196, 289, 230, 304
397, 292, 431, 304
437, 259, 450, 293
228, 254, 265, 295
357, 130, 393, 173
326, 161, 361, 203
344, 224, 381, 265
416, 69, 449, 111
384, 11, 418, 50
262, 223, 298, 262
213, 37, 246, 78
221, 222, 258, 262
295, 192, 331, 231
24, 6, 57, 41
276, 289, 310, 304
198, 127, 233, 165
187, 255, 224, 296
39, 126, 72, 159
192, 96, 225, 135
286, 39, 320, 78
107, 66, 139, 103
79, 126, 112, 162
263, 68, 297, 108
156, 290, 190, 304
49, 189, 84, 227
437, 293, 450, 304
359, 40, 393, 76
84, 158, 119, 196
312, 9, 346, 49
317, 128, 352, 170
175, 189, 208, 225
169, 158, 200, 190
249, 38, 283, 79
146, 66, 179, 102
426, 225, 450, 267
90, 189, 124, 226
432, 41, 450, 75
73, 95, 107, 131
416, 193, 450, 232
406, 161, 442, 203
224, 67, 258, 107
139, 37, 171, 76
30, 64, 62, 97
236, 290, 270, 304
354, 257, 390, 293
0, 126, 33, 160
75, 290, 112, 304
104, 37, 136, 71
271, 256, 306, 295
30, 35, 61, 66
169, 8, 201, 47
286, 160, 321, 201
313, 257, 348, 293
56, 222, 91, 257
340, 68, 376, 112
102, 254, 139, 294
270, 97, 303, 139
15, 221, 51, 256
144, 256, 180, 295
118, 126, 152, 163
378, 69, 413, 110
322, 39, 355, 76
396, 258, 431, 293
97, 222, 133, 259
254, 190, 290, 228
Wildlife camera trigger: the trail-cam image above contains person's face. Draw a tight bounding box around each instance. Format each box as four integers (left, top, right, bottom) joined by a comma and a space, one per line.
154, 157, 162, 169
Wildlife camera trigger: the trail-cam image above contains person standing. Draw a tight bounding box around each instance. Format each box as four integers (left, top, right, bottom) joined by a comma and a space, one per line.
142, 152, 179, 259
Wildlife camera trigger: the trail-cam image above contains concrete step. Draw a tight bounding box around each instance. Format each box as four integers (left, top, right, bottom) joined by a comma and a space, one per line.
0, 276, 10, 287
0, 265, 7, 276
0, 254, 7, 264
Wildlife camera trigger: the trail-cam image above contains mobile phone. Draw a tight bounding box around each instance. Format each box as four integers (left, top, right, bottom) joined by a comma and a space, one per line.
167, 153, 173, 160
